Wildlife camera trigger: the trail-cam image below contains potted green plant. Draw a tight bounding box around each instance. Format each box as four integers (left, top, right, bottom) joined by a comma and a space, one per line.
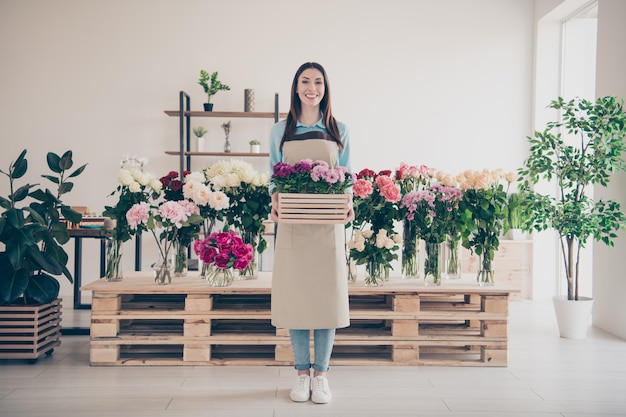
0, 150, 87, 305
518, 96, 626, 338
198, 70, 230, 111
193, 126, 208, 152
249, 139, 261, 153
503, 192, 531, 240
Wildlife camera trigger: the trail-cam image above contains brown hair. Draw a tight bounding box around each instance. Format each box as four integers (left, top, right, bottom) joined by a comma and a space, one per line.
280, 62, 343, 151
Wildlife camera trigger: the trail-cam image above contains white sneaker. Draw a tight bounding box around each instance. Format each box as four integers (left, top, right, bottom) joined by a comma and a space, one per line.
290, 374, 311, 402
311, 376, 332, 404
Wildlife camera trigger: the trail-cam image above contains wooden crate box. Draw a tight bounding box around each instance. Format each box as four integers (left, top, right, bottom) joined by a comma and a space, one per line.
276, 193, 351, 224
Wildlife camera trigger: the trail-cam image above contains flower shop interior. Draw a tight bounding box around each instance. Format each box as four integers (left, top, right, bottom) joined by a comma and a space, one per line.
1, 0, 626, 416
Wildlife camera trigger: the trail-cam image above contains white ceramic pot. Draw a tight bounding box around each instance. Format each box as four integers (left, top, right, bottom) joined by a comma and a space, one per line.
552, 295, 594, 339
504, 228, 526, 240
250, 144, 261, 153
196, 137, 205, 152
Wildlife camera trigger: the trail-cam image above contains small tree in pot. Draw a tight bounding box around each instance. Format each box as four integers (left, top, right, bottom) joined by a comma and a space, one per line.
518, 96, 626, 302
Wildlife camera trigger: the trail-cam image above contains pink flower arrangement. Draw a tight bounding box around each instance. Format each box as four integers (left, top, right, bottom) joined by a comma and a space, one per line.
193, 230, 254, 271
395, 162, 435, 193
272, 159, 355, 194
351, 168, 401, 234
400, 183, 462, 243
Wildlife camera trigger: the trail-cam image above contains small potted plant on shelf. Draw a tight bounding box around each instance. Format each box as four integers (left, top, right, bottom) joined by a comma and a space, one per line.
193, 126, 208, 152
249, 139, 261, 153
518, 96, 626, 339
198, 69, 230, 112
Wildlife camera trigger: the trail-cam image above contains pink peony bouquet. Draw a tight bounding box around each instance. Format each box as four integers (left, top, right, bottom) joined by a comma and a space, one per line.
193, 230, 254, 271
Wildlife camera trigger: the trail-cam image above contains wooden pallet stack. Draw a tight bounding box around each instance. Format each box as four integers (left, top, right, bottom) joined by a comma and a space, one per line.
0, 299, 62, 361
83, 274, 514, 367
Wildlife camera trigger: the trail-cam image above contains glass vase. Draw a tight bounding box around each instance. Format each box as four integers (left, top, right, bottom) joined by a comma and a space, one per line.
104, 238, 123, 282
207, 267, 234, 287
152, 258, 172, 285
423, 241, 443, 286
238, 231, 259, 280
199, 260, 214, 279
172, 241, 188, 277
347, 258, 358, 283
224, 137, 231, 153
444, 235, 462, 279
401, 220, 420, 279
364, 259, 384, 287
477, 252, 495, 286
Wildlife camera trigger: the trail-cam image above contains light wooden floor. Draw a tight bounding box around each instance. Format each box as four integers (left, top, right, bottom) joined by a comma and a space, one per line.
1, 300, 625, 417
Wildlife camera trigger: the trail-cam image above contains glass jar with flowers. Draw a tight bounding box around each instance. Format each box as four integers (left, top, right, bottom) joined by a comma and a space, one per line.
205, 160, 272, 279
181, 169, 231, 278
347, 168, 401, 283
103, 156, 163, 282
458, 169, 516, 286
158, 170, 203, 277
126, 200, 203, 285
348, 228, 401, 286
395, 163, 435, 279
193, 230, 254, 286
400, 183, 462, 286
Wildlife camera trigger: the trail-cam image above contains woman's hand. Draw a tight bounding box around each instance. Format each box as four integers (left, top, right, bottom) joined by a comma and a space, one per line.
270, 192, 279, 222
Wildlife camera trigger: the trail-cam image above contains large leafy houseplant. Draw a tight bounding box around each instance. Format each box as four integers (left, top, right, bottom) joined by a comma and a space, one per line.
518, 96, 626, 301
0, 150, 86, 305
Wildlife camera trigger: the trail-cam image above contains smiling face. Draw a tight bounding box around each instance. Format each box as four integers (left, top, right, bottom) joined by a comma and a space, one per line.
296, 68, 325, 109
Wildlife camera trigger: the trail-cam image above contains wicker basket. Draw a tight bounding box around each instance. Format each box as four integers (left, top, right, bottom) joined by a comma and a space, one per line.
277, 193, 351, 224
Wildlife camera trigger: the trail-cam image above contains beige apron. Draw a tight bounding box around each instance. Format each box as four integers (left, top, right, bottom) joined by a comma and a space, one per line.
271, 138, 350, 329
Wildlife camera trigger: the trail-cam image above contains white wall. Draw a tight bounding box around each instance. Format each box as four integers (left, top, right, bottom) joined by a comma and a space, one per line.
0, 0, 534, 301
593, 0, 626, 339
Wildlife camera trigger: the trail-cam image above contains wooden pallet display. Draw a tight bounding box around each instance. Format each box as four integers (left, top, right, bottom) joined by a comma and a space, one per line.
276, 193, 350, 224
0, 299, 62, 361
82, 273, 514, 367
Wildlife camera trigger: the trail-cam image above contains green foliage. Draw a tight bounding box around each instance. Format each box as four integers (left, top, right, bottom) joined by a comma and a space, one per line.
458, 184, 509, 264
0, 150, 87, 305
192, 126, 207, 138
504, 192, 532, 232
198, 70, 230, 103
518, 96, 626, 300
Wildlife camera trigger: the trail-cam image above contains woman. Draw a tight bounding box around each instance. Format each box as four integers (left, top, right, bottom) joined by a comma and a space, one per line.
269, 62, 354, 404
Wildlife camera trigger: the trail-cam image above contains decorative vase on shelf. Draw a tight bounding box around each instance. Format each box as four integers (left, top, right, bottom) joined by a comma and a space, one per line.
104, 238, 123, 282
207, 267, 234, 287
172, 241, 188, 277
364, 259, 384, 287
423, 241, 443, 286
224, 137, 231, 153
477, 252, 495, 286
250, 144, 261, 153
244, 88, 255, 112
444, 235, 462, 279
152, 258, 173, 285
401, 220, 420, 279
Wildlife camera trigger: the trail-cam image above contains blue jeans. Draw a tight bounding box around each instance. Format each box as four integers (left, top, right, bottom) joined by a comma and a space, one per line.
289, 329, 336, 372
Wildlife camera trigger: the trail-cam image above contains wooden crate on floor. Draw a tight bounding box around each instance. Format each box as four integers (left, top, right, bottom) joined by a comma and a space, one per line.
0, 299, 62, 361
82, 273, 516, 367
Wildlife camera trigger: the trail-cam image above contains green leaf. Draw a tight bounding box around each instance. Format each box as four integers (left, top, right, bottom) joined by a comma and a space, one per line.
46, 152, 62, 174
